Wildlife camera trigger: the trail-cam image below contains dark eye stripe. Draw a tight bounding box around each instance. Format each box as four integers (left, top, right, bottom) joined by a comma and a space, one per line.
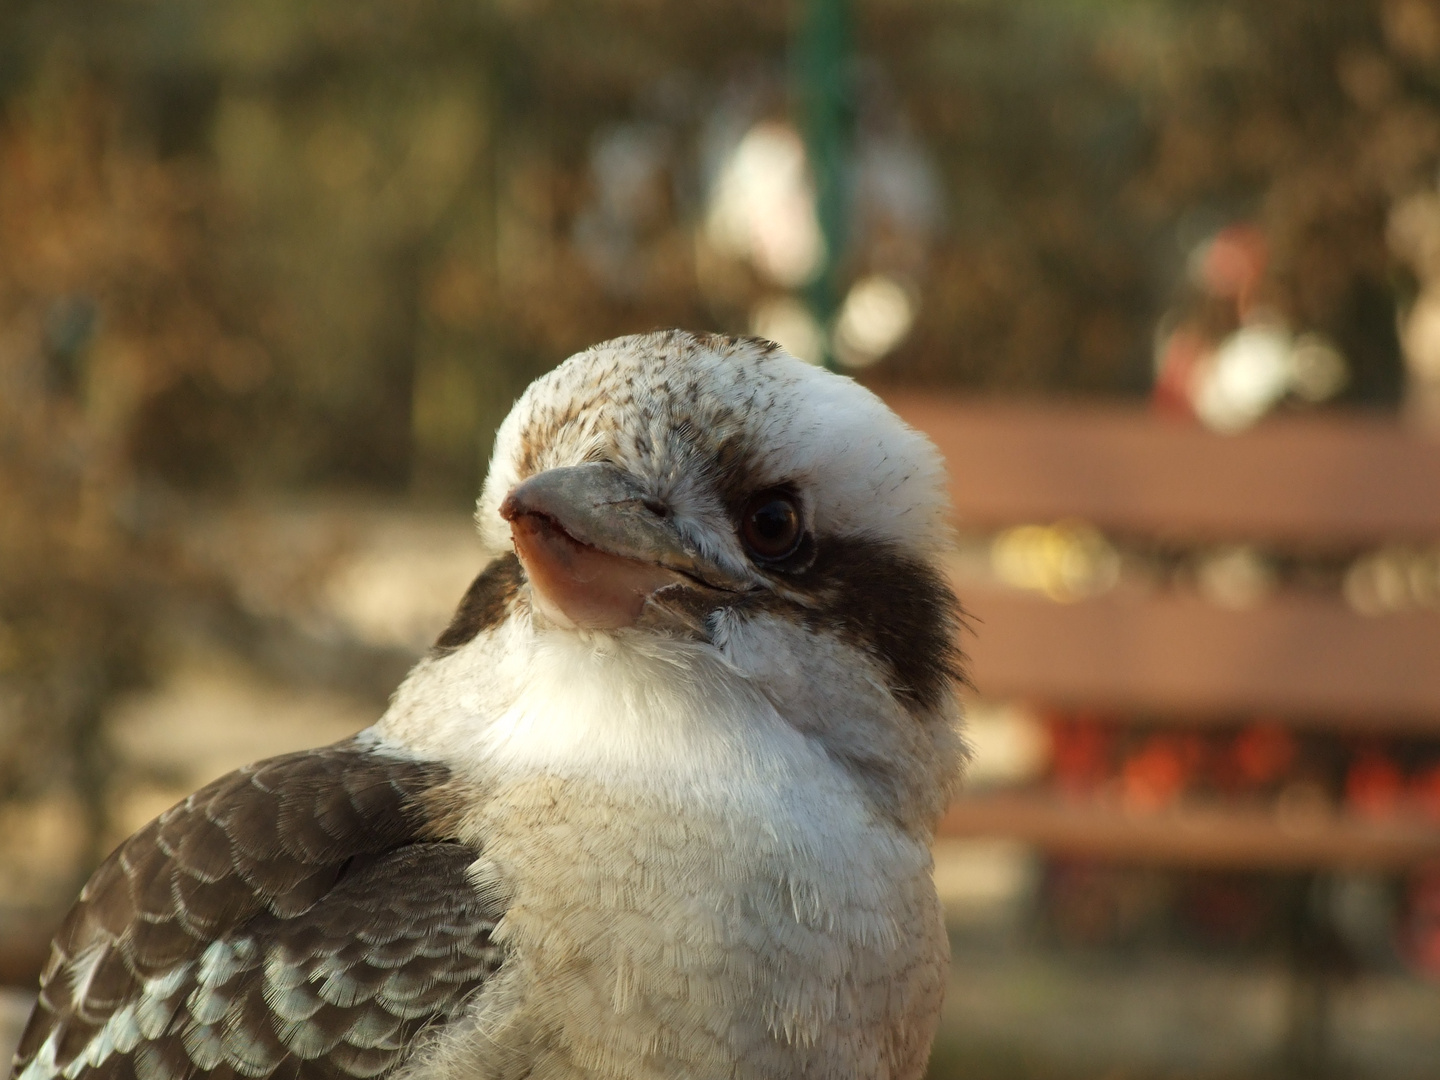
728, 535, 966, 712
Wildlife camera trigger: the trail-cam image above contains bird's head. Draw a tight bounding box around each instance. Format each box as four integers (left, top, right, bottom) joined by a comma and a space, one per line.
457, 330, 965, 825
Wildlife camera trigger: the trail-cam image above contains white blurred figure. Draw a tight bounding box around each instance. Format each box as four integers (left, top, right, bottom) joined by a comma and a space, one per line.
705, 121, 824, 289
1191, 322, 1294, 433
833, 274, 916, 369
1388, 190, 1440, 431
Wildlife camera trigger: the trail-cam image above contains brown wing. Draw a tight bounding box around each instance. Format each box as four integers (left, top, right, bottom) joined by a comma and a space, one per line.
11, 740, 505, 1080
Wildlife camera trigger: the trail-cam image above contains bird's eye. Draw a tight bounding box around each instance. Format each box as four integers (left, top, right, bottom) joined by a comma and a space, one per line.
739, 490, 803, 562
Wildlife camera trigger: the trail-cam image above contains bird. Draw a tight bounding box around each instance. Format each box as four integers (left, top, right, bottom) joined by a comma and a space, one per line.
11, 330, 966, 1080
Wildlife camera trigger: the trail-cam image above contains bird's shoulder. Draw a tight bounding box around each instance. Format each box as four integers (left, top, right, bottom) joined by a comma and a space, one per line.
11, 738, 505, 1080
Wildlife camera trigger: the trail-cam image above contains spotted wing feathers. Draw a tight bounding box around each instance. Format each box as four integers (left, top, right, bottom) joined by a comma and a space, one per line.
11, 742, 503, 1080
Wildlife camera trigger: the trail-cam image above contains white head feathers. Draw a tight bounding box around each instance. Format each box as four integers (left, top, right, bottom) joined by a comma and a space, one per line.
476, 331, 953, 567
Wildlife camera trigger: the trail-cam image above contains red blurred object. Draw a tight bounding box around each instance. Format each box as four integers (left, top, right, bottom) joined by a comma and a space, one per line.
1152, 326, 1207, 421
1411, 763, 1440, 821
1198, 223, 1268, 312
1048, 711, 1115, 797
1210, 721, 1298, 795
1232, 722, 1297, 787
1347, 750, 1406, 819
1122, 733, 1206, 812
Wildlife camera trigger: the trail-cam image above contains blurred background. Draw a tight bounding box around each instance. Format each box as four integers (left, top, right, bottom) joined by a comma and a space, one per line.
4, 0, 1440, 1076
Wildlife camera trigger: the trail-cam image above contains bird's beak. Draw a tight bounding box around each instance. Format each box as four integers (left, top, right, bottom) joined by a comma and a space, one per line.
499, 462, 739, 629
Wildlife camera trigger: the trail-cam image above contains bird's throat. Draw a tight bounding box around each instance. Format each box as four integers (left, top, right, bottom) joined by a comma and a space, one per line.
509, 512, 685, 629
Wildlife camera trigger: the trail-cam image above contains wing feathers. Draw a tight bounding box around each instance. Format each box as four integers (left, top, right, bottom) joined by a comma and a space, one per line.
11, 740, 504, 1080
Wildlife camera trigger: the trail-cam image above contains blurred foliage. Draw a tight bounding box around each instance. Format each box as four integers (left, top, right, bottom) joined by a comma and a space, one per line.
2, 0, 1440, 914
0, 69, 237, 899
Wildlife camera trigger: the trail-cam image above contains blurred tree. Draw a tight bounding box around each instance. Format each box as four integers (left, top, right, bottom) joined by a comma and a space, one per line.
0, 65, 244, 907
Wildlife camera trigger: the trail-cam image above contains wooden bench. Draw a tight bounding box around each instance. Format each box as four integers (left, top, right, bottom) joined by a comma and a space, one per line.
885, 394, 1440, 871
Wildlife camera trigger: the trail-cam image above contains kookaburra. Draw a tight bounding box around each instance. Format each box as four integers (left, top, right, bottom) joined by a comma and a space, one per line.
12, 331, 965, 1080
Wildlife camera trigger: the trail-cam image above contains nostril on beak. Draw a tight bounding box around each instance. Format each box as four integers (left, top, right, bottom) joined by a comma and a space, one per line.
642, 499, 670, 519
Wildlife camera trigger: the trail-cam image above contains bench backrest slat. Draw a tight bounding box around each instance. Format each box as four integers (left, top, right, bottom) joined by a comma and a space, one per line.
888, 396, 1440, 545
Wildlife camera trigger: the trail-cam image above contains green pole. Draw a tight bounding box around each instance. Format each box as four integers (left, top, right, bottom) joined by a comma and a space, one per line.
795, 0, 851, 371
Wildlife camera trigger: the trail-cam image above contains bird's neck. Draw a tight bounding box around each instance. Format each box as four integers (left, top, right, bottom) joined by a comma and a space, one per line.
373, 617, 948, 1080
375, 608, 960, 839
377, 617, 784, 792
